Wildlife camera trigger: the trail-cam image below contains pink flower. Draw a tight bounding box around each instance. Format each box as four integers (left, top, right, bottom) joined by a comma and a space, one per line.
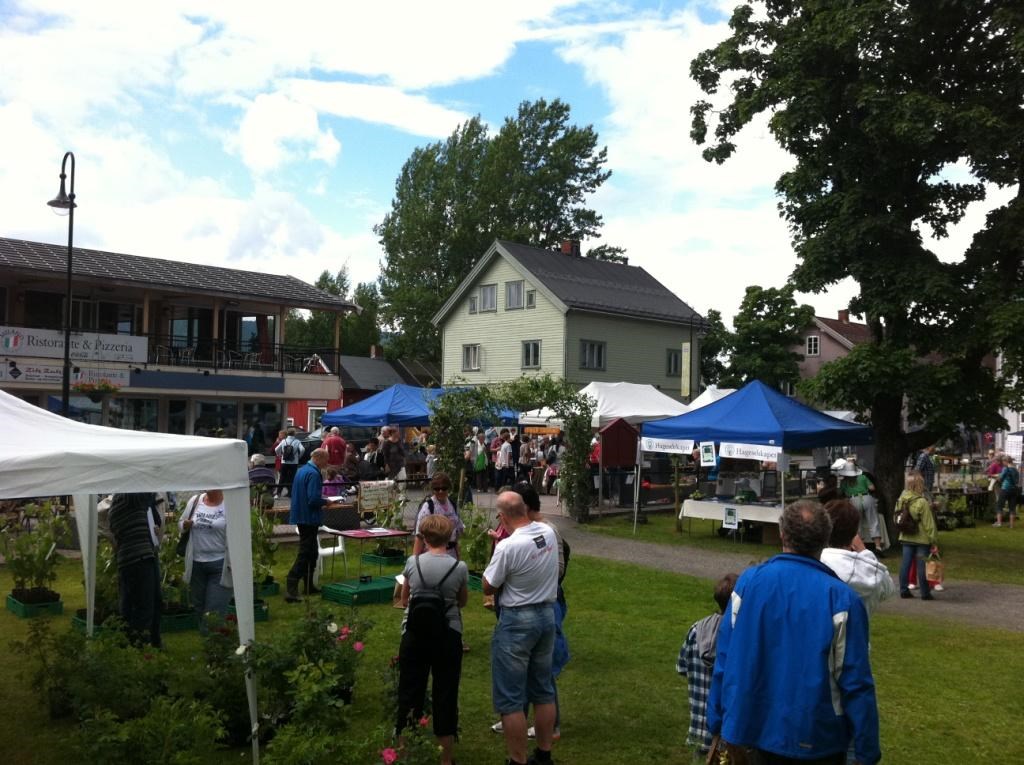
341, 625, 351, 636
418, 715, 429, 728
381, 747, 398, 764
338, 633, 349, 641
353, 641, 365, 653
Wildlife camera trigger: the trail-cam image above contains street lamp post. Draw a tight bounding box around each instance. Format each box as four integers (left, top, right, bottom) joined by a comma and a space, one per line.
47, 151, 77, 417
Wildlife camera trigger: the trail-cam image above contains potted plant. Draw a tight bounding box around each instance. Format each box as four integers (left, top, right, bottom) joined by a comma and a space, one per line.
71, 538, 120, 632
362, 498, 408, 566
250, 501, 280, 597
157, 501, 199, 632
72, 378, 121, 403
460, 503, 493, 592
2, 501, 70, 618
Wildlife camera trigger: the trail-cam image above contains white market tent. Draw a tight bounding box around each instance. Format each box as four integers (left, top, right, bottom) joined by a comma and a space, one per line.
520, 381, 689, 428
687, 386, 736, 411
0, 390, 260, 761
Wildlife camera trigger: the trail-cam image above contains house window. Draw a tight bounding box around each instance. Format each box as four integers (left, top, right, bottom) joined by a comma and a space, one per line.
781, 381, 796, 397
806, 335, 820, 356
479, 284, 497, 312
579, 340, 606, 370
667, 349, 681, 377
525, 289, 536, 309
506, 280, 524, 310
522, 340, 541, 369
468, 296, 478, 314
462, 344, 481, 371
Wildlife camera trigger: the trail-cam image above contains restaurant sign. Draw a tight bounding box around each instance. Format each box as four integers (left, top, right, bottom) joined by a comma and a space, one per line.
0, 361, 130, 387
0, 326, 147, 363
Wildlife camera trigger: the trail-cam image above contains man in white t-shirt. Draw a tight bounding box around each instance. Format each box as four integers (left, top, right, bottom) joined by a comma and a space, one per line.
484, 491, 559, 765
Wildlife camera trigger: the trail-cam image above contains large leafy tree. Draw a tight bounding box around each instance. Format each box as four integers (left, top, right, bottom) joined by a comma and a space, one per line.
286, 269, 381, 356
376, 98, 614, 359
698, 308, 729, 389
692, 2, 1024, 510
722, 286, 814, 390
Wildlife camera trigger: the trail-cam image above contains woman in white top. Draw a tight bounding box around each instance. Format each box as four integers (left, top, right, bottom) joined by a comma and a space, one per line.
179, 489, 232, 631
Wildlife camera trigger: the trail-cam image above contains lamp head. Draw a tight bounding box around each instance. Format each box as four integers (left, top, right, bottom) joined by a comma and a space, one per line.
47, 172, 76, 216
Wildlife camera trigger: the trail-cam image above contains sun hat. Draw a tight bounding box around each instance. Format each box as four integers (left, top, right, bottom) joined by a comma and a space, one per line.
836, 461, 862, 477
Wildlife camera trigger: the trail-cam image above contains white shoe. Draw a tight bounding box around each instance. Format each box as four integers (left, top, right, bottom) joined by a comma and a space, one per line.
490, 720, 503, 733
933, 584, 945, 592
908, 583, 918, 590
527, 726, 560, 740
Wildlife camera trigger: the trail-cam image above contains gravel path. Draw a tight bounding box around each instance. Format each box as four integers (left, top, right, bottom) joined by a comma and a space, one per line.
528, 496, 1024, 634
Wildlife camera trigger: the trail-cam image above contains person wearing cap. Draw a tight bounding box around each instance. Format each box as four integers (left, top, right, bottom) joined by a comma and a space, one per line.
838, 459, 883, 552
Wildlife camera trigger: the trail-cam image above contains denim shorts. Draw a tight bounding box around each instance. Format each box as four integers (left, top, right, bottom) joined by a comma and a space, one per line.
491, 603, 556, 713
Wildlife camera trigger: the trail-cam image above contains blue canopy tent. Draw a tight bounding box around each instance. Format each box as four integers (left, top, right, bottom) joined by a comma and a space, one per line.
637, 380, 873, 532
321, 384, 517, 427
641, 380, 873, 449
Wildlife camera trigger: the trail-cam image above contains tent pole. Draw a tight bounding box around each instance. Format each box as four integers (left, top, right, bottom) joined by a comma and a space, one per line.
632, 439, 642, 535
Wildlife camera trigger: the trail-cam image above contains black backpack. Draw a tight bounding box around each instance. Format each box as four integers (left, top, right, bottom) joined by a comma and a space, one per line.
407, 555, 459, 640
560, 537, 570, 583
282, 440, 296, 461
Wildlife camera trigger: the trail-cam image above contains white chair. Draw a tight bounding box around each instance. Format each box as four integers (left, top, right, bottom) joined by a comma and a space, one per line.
314, 525, 347, 585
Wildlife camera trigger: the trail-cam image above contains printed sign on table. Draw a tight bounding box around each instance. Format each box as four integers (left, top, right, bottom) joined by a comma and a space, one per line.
723, 506, 739, 530
358, 480, 394, 514
719, 442, 783, 462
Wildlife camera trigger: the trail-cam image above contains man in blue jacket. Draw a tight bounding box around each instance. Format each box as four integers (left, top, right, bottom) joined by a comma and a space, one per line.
286, 448, 329, 603
708, 500, 880, 765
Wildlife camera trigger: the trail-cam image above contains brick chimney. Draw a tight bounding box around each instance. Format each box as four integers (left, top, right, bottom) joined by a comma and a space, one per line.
560, 239, 581, 257
838, 309, 849, 323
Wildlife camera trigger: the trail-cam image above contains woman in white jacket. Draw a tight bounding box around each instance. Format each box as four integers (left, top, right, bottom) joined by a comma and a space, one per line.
820, 499, 896, 616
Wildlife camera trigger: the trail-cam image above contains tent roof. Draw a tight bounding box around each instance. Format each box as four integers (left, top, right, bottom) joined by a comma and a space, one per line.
321, 384, 517, 428
520, 381, 689, 428
640, 380, 873, 449
0, 390, 249, 498
688, 386, 735, 411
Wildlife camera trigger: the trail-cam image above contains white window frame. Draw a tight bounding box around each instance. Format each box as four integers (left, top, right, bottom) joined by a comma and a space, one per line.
806, 335, 820, 357
307, 407, 326, 432
468, 295, 478, 314
579, 340, 606, 370
782, 381, 796, 397
522, 340, 541, 369
479, 284, 497, 312
506, 280, 525, 310
462, 343, 481, 371
525, 289, 536, 309
666, 349, 681, 377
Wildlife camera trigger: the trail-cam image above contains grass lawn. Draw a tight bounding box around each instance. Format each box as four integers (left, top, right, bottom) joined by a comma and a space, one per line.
2, 552, 1022, 764
584, 510, 1024, 585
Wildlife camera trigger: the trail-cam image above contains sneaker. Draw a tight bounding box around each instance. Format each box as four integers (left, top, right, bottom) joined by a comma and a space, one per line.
900, 591, 914, 599
993, 522, 1003, 527
933, 584, 945, 592
908, 583, 918, 590
491, 720, 504, 734
527, 727, 560, 740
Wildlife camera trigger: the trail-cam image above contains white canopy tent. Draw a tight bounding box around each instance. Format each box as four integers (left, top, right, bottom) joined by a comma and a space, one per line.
687, 386, 736, 411
0, 390, 260, 762
520, 381, 689, 428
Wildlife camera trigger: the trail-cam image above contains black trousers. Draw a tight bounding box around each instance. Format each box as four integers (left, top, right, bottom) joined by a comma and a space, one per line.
118, 556, 162, 648
288, 524, 320, 590
279, 463, 298, 496
396, 626, 463, 737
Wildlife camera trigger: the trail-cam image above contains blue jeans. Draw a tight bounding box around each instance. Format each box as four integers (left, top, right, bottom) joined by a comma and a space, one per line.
491, 603, 556, 713
899, 542, 930, 597
190, 558, 232, 631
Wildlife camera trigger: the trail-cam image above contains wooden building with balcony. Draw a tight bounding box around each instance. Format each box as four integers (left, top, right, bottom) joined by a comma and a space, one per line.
0, 237, 356, 442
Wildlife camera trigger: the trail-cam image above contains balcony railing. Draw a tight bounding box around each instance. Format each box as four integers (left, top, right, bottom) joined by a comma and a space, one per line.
147, 336, 340, 376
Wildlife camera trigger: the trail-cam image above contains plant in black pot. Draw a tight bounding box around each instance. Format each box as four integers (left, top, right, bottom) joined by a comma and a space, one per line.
73, 538, 120, 631
250, 503, 279, 598
460, 503, 493, 591
365, 498, 407, 564
2, 501, 70, 618
157, 503, 197, 630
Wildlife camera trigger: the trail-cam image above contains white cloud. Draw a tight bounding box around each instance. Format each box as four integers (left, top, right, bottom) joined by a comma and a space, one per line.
280, 80, 471, 139
236, 93, 340, 174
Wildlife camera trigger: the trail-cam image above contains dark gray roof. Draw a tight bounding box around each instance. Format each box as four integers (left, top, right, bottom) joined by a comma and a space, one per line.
392, 358, 443, 387
0, 237, 355, 312
497, 240, 702, 325
338, 355, 408, 391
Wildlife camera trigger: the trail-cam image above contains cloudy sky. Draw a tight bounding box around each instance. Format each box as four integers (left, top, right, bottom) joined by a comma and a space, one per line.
0, 0, 1000, 327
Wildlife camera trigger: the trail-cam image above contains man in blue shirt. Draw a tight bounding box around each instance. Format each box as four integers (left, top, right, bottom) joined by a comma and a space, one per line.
708, 500, 880, 765
286, 448, 329, 602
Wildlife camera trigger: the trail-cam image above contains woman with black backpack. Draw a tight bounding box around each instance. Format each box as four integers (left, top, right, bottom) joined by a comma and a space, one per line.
397, 514, 468, 765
